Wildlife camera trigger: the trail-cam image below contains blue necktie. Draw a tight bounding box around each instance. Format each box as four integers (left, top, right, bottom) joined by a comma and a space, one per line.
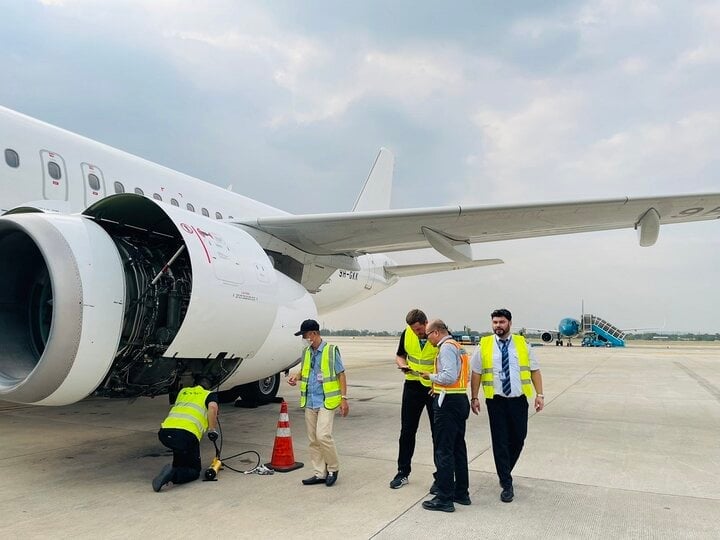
500, 339, 511, 396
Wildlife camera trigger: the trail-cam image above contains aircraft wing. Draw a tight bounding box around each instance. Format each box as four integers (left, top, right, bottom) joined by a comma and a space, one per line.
237, 193, 720, 260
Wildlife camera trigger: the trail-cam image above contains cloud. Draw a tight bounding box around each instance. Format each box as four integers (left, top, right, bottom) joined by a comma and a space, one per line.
1, 0, 716, 333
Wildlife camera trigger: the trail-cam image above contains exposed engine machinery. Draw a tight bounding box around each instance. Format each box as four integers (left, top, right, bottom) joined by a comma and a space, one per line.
0, 195, 314, 406
94, 229, 200, 399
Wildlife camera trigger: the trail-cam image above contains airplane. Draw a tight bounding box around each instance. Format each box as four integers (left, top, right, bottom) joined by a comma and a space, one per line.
522, 317, 613, 347
1, 105, 719, 408
521, 303, 658, 347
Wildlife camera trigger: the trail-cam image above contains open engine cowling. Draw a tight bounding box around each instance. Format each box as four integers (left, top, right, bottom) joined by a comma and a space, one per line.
0, 194, 314, 405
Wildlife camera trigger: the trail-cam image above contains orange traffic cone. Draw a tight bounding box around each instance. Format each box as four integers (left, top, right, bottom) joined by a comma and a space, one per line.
265, 399, 304, 472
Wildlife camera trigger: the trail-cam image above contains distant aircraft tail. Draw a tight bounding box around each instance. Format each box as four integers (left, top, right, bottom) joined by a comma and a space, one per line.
353, 147, 505, 278
352, 148, 394, 211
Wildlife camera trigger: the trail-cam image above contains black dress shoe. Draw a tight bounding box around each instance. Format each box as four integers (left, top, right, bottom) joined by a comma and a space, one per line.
302, 476, 326, 485
325, 471, 338, 487
453, 495, 472, 506
500, 486, 514, 503
422, 497, 455, 513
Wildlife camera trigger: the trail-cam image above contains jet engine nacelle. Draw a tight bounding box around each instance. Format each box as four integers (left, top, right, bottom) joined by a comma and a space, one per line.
0, 195, 314, 405
540, 332, 554, 343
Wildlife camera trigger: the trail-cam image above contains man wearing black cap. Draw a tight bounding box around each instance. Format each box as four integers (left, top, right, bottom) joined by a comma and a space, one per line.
288, 319, 349, 487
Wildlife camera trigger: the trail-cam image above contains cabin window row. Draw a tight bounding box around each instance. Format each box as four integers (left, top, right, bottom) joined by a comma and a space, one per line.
4, 148, 232, 220
114, 181, 231, 219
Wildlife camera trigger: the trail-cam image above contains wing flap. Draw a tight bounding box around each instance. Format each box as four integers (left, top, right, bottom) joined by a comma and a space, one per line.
384, 259, 504, 278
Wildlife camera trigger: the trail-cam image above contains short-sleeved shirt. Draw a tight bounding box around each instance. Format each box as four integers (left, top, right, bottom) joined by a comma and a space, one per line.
396, 329, 428, 358
429, 335, 461, 386
306, 340, 345, 409
205, 392, 218, 408
470, 335, 540, 398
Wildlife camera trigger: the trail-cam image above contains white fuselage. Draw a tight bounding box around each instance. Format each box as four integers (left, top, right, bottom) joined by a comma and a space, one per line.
0, 106, 395, 316
0, 106, 397, 404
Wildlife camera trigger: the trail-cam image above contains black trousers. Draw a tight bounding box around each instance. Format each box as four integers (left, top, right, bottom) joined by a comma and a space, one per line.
397, 380, 436, 477
433, 394, 470, 503
486, 395, 528, 488
158, 428, 201, 484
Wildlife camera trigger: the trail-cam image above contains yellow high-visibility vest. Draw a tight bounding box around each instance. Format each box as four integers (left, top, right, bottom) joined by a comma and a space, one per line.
479, 335, 533, 399
404, 326, 438, 387
299, 344, 342, 409
161, 385, 210, 440
432, 338, 470, 394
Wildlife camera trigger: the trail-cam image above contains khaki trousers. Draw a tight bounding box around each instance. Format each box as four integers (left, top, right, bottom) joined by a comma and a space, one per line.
304, 407, 339, 477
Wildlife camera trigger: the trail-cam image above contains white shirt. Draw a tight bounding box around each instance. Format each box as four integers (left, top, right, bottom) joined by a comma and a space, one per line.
470, 334, 539, 398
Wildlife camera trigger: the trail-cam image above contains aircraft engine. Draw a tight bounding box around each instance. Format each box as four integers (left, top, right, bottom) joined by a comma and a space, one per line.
0, 195, 313, 405
540, 332, 554, 343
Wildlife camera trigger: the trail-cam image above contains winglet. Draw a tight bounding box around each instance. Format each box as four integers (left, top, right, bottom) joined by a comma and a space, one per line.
352, 148, 394, 212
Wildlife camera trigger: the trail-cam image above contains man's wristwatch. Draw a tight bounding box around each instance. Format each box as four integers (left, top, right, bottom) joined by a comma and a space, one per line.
537, 394, 545, 398
341, 396, 348, 400
471, 397, 479, 402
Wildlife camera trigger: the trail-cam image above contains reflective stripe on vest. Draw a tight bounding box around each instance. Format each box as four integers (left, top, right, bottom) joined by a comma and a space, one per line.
404, 326, 438, 387
479, 334, 533, 399
299, 344, 342, 410
161, 386, 210, 440
432, 338, 470, 394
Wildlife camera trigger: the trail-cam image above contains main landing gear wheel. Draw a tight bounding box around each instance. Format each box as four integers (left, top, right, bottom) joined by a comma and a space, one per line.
217, 374, 281, 407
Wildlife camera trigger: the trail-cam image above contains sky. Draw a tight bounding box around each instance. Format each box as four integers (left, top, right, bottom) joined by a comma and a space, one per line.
1, 0, 718, 333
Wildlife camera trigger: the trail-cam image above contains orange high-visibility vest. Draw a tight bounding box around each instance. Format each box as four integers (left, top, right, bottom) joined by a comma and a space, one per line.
432, 338, 469, 394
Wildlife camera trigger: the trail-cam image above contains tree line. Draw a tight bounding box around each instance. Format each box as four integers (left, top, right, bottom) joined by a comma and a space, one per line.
624, 333, 719, 341
321, 329, 719, 341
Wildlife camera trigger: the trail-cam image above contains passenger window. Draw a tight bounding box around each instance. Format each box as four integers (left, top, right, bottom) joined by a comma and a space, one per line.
153, 193, 162, 201
114, 181, 125, 194
4, 148, 19, 168
201, 208, 209, 217
134, 187, 144, 195
215, 211, 223, 219
48, 162, 62, 180
87, 173, 101, 191
186, 203, 195, 212
170, 198, 179, 207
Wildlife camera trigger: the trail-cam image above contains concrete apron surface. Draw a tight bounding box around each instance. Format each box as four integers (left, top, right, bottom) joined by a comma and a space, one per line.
1, 338, 719, 539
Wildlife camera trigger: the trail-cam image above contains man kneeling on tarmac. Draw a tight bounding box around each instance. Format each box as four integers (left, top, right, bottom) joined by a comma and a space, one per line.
152, 376, 219, 492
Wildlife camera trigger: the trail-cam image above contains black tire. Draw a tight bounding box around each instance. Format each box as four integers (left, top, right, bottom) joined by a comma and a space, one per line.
240, 373, 281, 403
217, 373, 281, 405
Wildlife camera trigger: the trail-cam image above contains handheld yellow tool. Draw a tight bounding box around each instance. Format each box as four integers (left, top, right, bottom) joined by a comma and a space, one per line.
204, 435, 222, 481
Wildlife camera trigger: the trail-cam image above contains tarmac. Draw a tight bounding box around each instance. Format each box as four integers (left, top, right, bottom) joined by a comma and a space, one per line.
1, 337, 719, 539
